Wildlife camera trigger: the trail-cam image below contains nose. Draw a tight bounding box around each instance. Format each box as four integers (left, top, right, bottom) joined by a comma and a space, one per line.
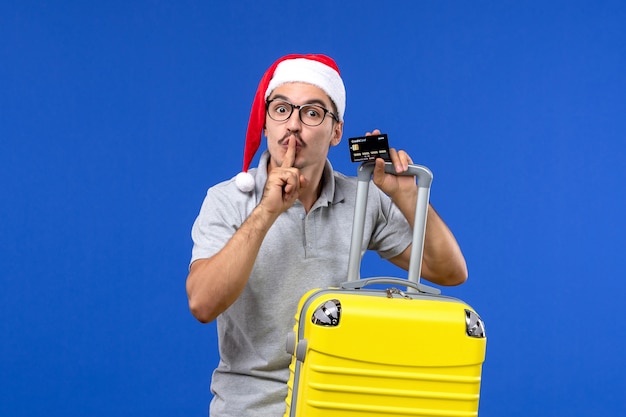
285, 106, 302, 131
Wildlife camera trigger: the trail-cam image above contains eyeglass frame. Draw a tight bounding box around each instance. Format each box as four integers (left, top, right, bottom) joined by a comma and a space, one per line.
265, 98, 340, 126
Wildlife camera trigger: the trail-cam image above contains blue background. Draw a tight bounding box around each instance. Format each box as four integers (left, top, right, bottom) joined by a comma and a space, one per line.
2, 1, 625, 416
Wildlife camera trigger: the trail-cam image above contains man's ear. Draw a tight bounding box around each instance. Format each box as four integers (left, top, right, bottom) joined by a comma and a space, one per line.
330, 121, 343, 147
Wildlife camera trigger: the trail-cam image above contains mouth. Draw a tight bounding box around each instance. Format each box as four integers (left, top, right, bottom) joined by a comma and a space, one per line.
279, 135, 304, 151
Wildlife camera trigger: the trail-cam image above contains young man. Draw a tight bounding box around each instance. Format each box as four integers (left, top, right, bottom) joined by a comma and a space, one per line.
187, 54, 467, 416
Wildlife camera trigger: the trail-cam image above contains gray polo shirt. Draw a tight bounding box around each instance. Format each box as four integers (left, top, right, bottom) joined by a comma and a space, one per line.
190, 151, 413, 417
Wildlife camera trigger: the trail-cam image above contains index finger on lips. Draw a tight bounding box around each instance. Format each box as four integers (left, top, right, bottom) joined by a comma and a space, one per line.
281, 137, 296, 168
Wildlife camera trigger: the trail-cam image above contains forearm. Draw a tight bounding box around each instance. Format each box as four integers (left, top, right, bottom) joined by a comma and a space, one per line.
421, 206, 468, 285
186, 206, 278, 323
392, 190, 467, 286
187, 143, 306, 323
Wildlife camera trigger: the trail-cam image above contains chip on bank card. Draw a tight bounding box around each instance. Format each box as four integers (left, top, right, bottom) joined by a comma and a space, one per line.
348, 134, 391, 162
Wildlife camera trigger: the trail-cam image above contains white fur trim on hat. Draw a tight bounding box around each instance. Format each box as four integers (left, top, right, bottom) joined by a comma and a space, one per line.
264, 58, 346, 121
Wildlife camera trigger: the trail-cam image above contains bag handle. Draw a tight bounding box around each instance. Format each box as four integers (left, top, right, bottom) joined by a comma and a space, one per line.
346, 161, 433, 292
341, 277, 441, 295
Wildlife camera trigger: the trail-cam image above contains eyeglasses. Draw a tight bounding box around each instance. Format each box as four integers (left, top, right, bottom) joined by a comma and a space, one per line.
266, 99, 339, 126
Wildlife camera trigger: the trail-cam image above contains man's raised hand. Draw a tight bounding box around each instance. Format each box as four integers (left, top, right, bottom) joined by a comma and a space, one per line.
260, 138, 307, 216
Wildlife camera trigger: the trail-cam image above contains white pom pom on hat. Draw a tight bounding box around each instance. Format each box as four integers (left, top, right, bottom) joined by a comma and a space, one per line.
236, 54, 346, 192
235, 171, 255, 192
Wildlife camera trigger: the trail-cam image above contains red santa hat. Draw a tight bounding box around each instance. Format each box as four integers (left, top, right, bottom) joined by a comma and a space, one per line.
235, 54, 346, 192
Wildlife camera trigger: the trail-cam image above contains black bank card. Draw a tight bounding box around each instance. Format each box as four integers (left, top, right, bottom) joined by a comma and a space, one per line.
348, 133, 391, 162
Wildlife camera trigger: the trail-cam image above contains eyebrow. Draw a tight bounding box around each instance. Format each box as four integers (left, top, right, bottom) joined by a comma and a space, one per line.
269, 94, 330, 109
